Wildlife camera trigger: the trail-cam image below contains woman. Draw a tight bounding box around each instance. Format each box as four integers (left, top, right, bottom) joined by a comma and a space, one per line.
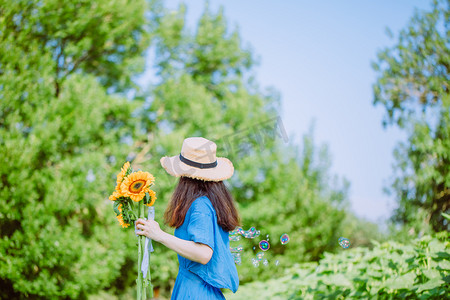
135, 137, 240, 299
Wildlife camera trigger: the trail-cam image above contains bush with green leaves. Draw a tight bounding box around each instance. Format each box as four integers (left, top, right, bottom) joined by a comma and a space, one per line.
0, 0, 152, 298
225, 232, 449, 299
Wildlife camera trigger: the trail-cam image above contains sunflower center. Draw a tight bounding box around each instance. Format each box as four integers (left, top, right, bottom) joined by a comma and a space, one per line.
129, 180, 146, 193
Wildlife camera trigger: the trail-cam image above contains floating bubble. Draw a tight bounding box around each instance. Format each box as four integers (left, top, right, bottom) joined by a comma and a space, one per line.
263, 259, 269, 266
252, 246, 256, 250
256, 252, 264, 261
229, 235, 241, 242
280, 233, 290, 245
230, 226, 264, 240
274, 260, 280, 266
251, 258, 259, 267
338, 237, 350, 249
259, 240, 270, 251
232, 253, 241, 265
230, 245, 243, 253
247, 228, 260, 239
229, 227, 242, 235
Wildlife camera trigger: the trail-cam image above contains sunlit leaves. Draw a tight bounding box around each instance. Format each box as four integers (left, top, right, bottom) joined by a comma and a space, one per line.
225, 232, 450, 299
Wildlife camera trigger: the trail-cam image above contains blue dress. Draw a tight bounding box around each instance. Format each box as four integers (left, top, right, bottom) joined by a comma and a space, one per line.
171, 196, 239, 299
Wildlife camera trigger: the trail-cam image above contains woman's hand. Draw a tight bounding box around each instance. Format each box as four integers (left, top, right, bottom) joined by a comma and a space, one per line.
136, 219, 213, 264
135, 218, 165, 242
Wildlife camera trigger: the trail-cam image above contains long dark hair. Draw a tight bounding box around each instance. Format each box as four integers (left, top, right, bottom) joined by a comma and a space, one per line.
164, 176, 240, 232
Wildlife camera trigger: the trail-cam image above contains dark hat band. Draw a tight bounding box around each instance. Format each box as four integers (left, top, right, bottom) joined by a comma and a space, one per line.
179, 154, 218, 169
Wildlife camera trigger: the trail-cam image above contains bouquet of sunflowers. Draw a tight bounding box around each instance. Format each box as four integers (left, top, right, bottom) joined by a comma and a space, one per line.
109, 162, 156, 300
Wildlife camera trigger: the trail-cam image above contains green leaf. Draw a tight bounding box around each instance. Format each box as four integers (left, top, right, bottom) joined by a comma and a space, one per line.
441, 212, 450, 220
435, 251, 450, 260
428, 240, 445, 253
437, 260, 450, 270
320, 273, 352, 288
422, 269, 441, 280
415, 278, 445, 293
113, 201, 121, 216
383, 271, 416, 290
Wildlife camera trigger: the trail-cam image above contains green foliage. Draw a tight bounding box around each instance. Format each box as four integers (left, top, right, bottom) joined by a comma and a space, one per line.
0, 1, 385, 298
0, 0, 151, 95
372, 0, 450, 232
225, 232, 450, 299
0, 0, 151, 298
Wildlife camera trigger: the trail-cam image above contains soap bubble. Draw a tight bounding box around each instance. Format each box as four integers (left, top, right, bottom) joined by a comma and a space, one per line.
232, 253, 241, 265
229, 227, 242, 235
338, 237, 350, 249
262, 259, 269, 266
254, 228, 262, 238
229, 235, 241, 242
243, 227, 260, 239
230, 245, 243, 253
231, 226, 262, 239
256, 252, 264, 261
259, 240, 270, 251
280, 233, 290, 245
251, 258, 259, 267
243, 227, 256, 238
274, 260, 280, 266
252, 246, 256, 250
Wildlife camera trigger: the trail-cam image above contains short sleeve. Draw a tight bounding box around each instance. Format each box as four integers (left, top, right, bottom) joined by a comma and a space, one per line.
187, 210, 215, 251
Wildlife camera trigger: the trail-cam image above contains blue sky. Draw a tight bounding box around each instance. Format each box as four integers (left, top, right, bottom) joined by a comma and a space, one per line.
151, 0, 431, 224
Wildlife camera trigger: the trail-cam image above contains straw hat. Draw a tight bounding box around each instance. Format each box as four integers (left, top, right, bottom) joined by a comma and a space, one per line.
160, 137, 234, 181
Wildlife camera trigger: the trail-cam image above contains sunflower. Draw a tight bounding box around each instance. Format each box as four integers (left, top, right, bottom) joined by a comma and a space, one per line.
109, 190, 122, 201
145, 189, 157, 207
116, 204, 130, 228
120, 171, 155, 202
117, 214, 131, 228
116, 161, 131, 188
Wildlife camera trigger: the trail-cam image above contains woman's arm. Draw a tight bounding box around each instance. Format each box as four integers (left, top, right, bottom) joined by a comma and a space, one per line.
135, 218, 213, 265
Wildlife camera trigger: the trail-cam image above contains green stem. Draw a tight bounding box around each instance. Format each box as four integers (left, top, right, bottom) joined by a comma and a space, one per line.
127, 201, 137, 220
137, 201, 144, 300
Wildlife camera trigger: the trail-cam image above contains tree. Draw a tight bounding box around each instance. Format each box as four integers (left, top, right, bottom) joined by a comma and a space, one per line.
372, 0, 450, 232
0, 0, 152, 298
